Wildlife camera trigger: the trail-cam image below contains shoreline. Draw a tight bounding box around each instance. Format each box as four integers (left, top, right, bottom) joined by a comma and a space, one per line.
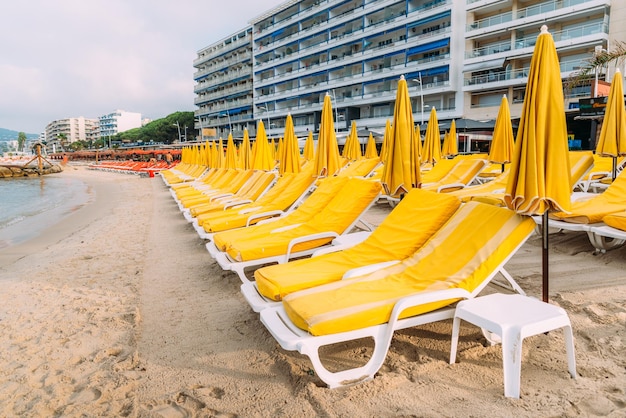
0, 167, 624, 416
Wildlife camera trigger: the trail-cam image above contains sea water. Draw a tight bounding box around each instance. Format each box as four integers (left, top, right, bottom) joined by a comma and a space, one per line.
0, 175, 91, 249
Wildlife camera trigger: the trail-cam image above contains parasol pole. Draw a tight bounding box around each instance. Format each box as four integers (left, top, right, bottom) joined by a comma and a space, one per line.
542, 211, 549, 302
612, 157, 617, 181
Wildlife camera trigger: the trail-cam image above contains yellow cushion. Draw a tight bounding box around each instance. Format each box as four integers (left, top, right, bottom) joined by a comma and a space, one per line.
225, 178, 381, 262
255, 188, 461, 301
449, 169, 509, 203
603, 211, 626, 232
283, 202, 535, 336
568, 151, 594, 188
421, 159, 486, 191
550, 170, 626, 223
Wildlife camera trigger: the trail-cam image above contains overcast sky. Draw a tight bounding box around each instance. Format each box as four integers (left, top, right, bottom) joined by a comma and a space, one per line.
0, 0, 282, 134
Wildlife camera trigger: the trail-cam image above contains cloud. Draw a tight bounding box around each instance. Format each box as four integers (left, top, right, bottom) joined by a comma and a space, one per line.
0, 0, 281, 133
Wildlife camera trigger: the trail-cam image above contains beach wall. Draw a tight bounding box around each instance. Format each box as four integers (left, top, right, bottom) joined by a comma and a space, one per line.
0, 163, 63, 178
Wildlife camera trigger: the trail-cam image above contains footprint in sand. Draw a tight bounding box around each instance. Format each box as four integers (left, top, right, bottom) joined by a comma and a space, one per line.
70, 387, 102, 404
147, 401, 190, 418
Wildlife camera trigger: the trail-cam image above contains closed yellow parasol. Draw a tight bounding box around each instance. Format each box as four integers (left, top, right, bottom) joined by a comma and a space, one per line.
595, 68, 626, 180
504, 26, 571, 302
381, 75, 421, 196
313, 93, 341, 177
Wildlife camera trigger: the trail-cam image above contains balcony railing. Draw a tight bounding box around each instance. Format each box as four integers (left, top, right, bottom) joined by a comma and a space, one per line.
467, 0, 601, 32
464, 58, 592, 86
466, 21, 608, 59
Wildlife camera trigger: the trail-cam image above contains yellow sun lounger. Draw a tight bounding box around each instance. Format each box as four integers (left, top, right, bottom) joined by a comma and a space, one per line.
206, 176, 350, 249
543, 171, 626, 252
575, 155, 626, 192
447, 169, 509, 202
242, 189, 461, 312
181, 171, 276, 220
470, 151, 594, 207
549, 168, 626, 224
421, 158, 488, 192
191, 170, 317, 240
259, 201, 535, 388
161, 163, 208, 186
336, 158, 381, 178
210, 177, 382, 282
176, 169, 254, 208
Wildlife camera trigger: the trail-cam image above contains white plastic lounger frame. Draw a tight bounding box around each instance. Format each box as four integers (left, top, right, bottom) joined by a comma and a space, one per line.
258, 232, 529, 389
587, 225, 626, 253
533, 216, 625, 253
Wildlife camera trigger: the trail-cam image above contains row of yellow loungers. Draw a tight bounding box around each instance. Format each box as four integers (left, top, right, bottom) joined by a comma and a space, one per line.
161, 162, 208, 186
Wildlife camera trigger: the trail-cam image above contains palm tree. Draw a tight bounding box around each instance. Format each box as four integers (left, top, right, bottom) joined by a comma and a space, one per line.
566, 41, 626, 91
57, 133, 68, 152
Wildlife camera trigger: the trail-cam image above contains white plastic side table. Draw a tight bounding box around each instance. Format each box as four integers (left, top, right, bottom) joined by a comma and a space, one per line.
449, 293, 576, 398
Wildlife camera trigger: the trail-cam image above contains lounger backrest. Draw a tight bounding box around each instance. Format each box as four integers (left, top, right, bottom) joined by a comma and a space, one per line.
603, 169, 626, 203
437, 158, 487, 185
236, 171, 276, 200
286, 176, 350, 223
205, 169, 241, 190
337, 158, 380, 178
568, 151, 594, 188
307, 178, 382, 233
283, 202, 535, 335
358, 189, 461, 257
420, 158, 457, 183
252, 173, 297, 205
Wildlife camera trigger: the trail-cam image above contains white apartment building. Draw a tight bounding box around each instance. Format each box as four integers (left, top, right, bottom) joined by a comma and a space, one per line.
463, 0, 624, 150
98, 110, 143, 138
194, 28, 254, 138
44, 116, 99, 151
194, 0, 625, 148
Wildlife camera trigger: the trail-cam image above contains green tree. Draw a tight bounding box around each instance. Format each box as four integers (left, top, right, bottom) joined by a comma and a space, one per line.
57, 133, 68, 152
113, 111, 195, 144
17, 132, 27, 152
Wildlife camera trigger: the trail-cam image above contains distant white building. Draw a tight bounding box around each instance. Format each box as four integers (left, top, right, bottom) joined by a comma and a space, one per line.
44, 116, 99, 147
98, 110, 142, 138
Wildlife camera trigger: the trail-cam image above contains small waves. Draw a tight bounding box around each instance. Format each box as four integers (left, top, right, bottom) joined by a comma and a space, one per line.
0, 175, 91, 247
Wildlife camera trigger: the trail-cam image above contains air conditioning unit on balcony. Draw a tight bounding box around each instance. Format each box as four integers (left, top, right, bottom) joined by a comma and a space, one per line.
426, 83, 434, 88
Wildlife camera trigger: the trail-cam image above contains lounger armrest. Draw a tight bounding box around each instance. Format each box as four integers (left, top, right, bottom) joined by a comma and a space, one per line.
284, 232, 340, 262
586, 171, 609, 181
437, 183, 465, 193
389, 288, 473, 327
342, 260, 401, 280
240, 282, 281, 313
209, 192, 233, 202
223, 200, 252, 210
247, 210, 286, 227
311, 231, 372, 257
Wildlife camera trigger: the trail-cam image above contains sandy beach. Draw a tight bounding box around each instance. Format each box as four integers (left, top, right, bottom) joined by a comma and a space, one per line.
0, 165, 624, 417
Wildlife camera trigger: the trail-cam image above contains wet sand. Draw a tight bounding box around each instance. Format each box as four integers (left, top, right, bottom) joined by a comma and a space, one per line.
0, 166, 624, 417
